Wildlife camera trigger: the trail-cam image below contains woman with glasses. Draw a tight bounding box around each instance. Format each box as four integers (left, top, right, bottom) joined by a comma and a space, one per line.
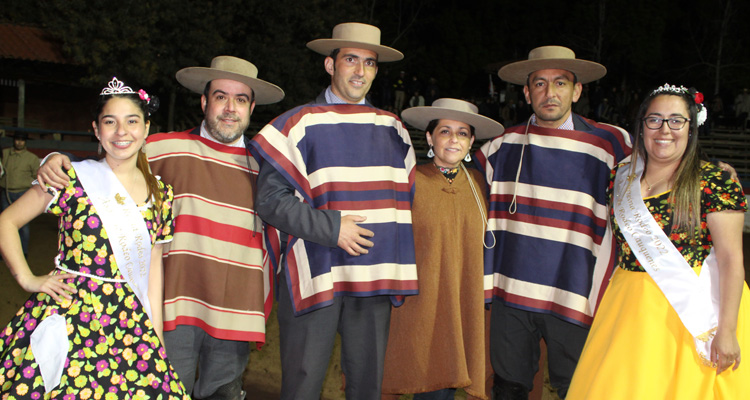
568, 84, 750, 399
569, 84, 750, 398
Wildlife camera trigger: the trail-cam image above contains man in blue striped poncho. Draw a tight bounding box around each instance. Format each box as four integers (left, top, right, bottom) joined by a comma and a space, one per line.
251, 22, 417, 400
475, 46, 632, 399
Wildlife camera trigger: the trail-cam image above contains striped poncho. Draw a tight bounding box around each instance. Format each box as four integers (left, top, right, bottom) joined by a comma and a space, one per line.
251, 103, 418, 316
147, 129, 272, 344
475, 115, 631, 326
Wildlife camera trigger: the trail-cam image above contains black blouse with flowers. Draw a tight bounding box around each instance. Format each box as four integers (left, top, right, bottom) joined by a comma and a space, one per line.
608, 162, 747, 272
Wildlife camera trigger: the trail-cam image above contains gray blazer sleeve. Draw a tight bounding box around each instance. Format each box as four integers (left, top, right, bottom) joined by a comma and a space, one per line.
255, 160, 341, 248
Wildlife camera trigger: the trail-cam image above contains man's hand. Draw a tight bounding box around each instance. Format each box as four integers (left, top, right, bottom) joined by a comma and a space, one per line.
717, 161, 739, 181
37, 154, 73, 189
337, 215, 374, 256
717, 161, 743, 191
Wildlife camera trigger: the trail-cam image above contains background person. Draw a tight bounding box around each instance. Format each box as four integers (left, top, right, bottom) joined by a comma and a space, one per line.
0, 78, 189, 399
734, 88, 750, 130
1, 132, 39, 257
568, 84, 750, 399
408, 90, 425, 108
381, 98, 503, 400
394, 70, 407, 115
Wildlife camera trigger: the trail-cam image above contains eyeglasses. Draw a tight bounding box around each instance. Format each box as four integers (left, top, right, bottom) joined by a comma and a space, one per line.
642, 116, 691, 130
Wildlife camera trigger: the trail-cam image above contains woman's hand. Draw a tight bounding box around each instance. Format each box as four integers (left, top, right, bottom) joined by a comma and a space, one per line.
16, 271, 77, 303
711, 328, 741, 374
0, 186, 69, 302
706, 210, 744, 374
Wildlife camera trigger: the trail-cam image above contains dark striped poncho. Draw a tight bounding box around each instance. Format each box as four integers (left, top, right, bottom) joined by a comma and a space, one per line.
251, 103, 418, 316
475, 114, 631, 326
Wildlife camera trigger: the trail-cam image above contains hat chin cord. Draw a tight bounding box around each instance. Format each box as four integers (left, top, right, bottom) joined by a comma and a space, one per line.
508, 117, 533, 215
461, 162, 496, 249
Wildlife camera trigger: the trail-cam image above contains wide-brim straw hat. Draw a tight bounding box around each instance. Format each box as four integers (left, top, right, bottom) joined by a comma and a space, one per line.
176, 56, 285, 105
498, 45, 606, 85
12, 132, 29, 140
307, 22, 403, 62
401, 98, 504, 140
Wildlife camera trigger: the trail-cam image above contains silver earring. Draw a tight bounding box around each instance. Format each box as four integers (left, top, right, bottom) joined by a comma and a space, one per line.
98, 143, 103, 155
427, 146, 434, 158
464, 153, 472, 162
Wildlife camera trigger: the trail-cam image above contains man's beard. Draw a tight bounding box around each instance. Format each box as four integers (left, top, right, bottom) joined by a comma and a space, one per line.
204, 114, 249, 144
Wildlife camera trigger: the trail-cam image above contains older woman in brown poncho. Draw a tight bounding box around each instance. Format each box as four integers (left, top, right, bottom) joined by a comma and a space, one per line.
381, 99, 504, 400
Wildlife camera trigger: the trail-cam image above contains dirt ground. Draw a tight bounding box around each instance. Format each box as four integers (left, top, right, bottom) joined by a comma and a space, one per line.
3, 214, 750, 399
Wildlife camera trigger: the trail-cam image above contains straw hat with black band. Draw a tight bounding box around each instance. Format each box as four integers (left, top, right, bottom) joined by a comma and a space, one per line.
176, 56, 285, 105
307, 22, 403, 62
402, 98, 504, 140
498, 45, 606, 85
12, 132, 29, 141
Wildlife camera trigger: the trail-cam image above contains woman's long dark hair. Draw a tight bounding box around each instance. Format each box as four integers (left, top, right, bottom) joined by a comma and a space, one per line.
630, 86, 703, 241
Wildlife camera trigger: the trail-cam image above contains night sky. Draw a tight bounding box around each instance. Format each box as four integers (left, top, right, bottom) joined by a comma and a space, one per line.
3, 0, 749, 128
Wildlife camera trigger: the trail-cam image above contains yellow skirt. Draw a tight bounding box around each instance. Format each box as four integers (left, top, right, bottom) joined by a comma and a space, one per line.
568, 267, 750, 400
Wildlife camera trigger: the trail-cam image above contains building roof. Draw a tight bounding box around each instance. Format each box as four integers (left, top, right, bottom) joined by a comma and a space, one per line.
0, 24, 68, 64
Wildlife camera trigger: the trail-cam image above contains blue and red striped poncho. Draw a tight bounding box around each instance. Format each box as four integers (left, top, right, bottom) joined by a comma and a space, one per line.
475, 115, 632, 326
252, 103, 418, 316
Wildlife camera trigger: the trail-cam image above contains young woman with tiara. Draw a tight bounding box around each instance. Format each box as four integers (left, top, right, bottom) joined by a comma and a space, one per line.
0, 78, 189, 399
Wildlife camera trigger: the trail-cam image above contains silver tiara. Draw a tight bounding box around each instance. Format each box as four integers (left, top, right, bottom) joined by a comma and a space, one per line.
651, 83, 689, 96
651, 83, 708, 126
100, 77, 136, 96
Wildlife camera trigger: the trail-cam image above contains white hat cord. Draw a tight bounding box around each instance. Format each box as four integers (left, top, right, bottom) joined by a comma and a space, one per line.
508, 117, 533, 215
461, 163, 496, 249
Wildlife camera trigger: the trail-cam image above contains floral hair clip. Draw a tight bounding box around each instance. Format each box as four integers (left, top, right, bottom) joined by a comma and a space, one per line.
100, 77, 136, 96
693, 91, 704, 105
138, 89, 151, 104
688, 87, 708, 127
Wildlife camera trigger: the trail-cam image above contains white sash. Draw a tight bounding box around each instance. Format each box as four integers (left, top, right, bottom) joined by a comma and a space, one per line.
73, 159, 153, 321
30, 314, 67, 393
613, 158, 720, 366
